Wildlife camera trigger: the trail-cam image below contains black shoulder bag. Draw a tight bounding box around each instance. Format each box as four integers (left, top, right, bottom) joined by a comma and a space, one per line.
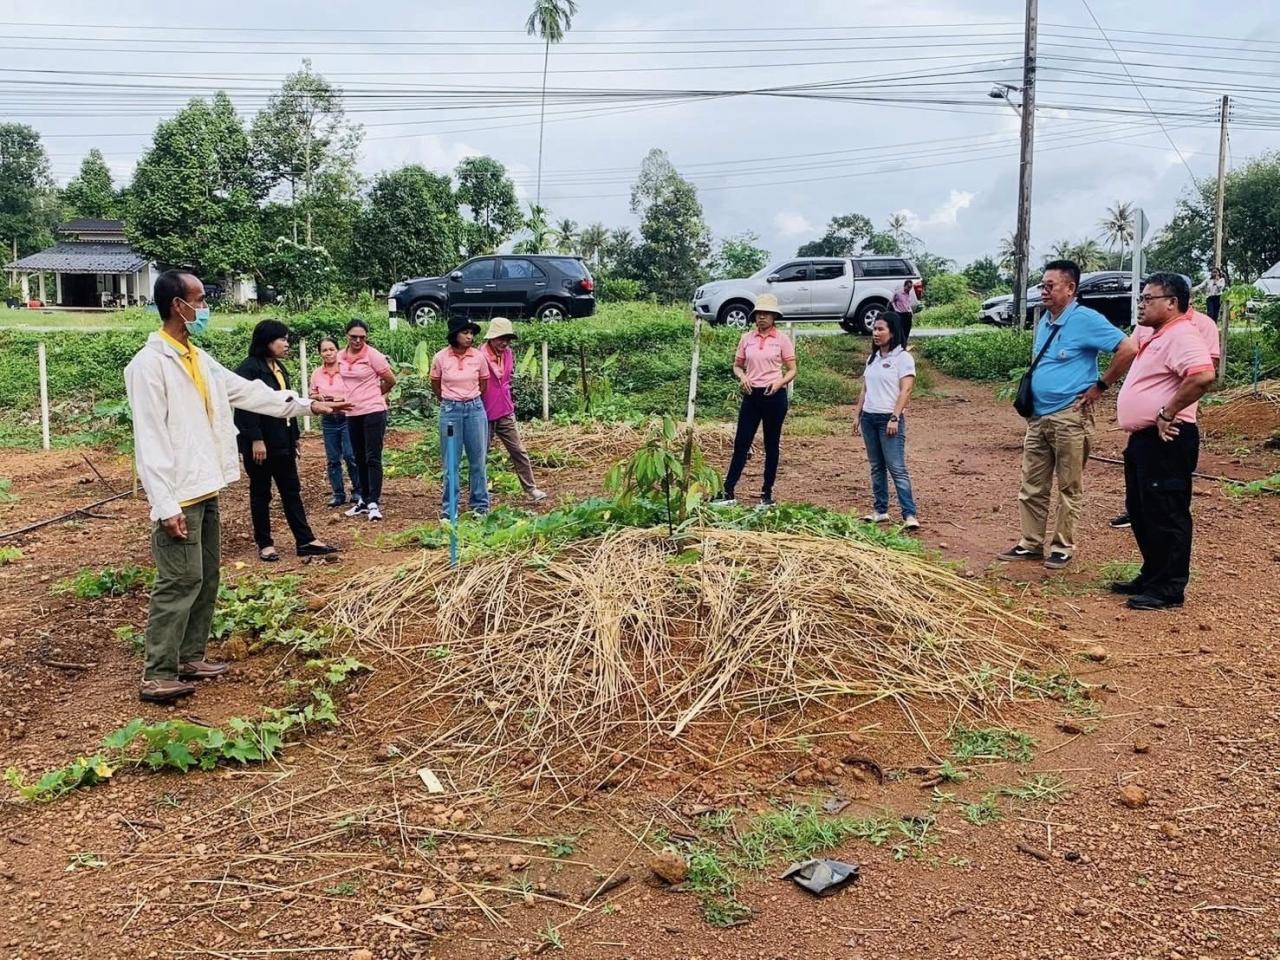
1013, 318, 1066, 419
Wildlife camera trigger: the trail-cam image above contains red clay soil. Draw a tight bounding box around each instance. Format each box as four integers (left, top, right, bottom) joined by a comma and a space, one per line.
0, 374, 1278, 960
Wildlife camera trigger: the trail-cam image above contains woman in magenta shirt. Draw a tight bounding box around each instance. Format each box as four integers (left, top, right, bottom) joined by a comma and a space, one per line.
430, 317, 490, 518
337, 319, 397, 522
480, 317, 546, 503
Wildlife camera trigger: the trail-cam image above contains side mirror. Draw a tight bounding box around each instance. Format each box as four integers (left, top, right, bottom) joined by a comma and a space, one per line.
766, 274, 779, 284
450, 271, 463, 281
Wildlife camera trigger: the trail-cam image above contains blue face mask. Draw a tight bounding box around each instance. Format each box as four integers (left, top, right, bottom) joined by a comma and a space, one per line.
181, 299, 211, 336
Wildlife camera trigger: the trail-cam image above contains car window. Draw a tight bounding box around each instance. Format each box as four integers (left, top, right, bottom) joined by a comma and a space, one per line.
813, 261, 845, 281
858, 259, 910, 278
771, 262, 810, 283
500, 259, 546, 280
459, 259, 495, 281
546, 257, 588, 278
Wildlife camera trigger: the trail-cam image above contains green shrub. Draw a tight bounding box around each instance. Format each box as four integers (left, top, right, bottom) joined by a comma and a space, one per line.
921, 330, 1032, 381
595, 275, 643, 302
917, 297, 982, 329
925, 273, 971, 306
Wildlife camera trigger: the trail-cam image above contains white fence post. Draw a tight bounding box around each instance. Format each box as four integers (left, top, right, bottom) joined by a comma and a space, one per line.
786, 321, 796, 401
37, 342, 50, 451
686, 315, 703, 429
541, 340, 550, 421
299, 338, 311, 433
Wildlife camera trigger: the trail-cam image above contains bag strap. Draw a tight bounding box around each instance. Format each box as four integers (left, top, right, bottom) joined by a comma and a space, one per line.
1027, 311, 1068, 374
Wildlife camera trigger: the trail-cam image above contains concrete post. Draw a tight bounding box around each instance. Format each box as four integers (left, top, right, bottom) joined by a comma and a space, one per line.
20, 273, 29, 302
55, 273, 62, 305
37, 272, 46, 303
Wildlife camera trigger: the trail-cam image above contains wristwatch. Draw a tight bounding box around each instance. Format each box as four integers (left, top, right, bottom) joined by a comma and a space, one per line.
1095, 378, 1109, 392
1157, 406, 1174, 423
888, 415, 900, 422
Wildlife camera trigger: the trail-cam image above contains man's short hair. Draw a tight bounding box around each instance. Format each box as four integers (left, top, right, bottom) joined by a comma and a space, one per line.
154, 270, 196, 321
1042, 259, 1081, 288
1145, 272, 1191, 312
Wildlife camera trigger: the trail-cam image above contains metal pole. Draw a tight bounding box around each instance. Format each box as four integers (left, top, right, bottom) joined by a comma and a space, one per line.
445, 423, 460, 567
37, 342, 50, 451
299, 338, 311, 433
541, 340, 550, 421
1012, 0, 1038, 334
685, 315, 703, 429
1213, 95, 1229, 273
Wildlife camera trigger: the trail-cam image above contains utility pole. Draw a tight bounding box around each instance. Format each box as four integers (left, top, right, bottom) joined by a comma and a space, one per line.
1012, 0, 1038, 333
1214, 95, 1230, 383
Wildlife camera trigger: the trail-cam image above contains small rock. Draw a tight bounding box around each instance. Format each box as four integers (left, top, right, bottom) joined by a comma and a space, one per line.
648, 850, 687, 885
1150, 719, 1168, 729
416, 887, 436, 904
1133, 739, 1151, 754
1198, 645, 1212, 654
509, 855, 529, 872
349, 951, 374, 960
1159, 821, 1183, 840
1118, 785, 1149, 809
1084, 645, 1108, 662
372, 744, 399, 762
1057, 720, 1087, 735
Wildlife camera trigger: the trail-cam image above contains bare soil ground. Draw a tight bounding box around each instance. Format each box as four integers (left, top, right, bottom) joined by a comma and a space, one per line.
1, 374, 1278, 960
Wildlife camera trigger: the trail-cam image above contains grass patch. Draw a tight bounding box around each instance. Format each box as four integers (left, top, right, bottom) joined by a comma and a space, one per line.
1015, 670, 1100, 717
55, 565, 154, 599
734, 804, 894, 870
961, 794, 1003, 826
114, 625, 144, 656
950, 724, 1036, 763
1098, 560, 1141, 585
0, 546, 22, 566
999, 773, 1070, 804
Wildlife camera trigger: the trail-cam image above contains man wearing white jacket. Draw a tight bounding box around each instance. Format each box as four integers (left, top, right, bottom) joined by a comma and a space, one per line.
126, 270, 349, 703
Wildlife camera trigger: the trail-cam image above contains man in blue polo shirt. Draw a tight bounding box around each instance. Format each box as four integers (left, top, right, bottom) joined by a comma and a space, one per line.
998, 260, 1137, 569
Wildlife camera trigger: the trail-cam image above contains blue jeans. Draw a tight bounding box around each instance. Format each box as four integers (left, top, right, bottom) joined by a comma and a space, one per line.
439, 398, 489, 518
321, 415, 361, 503
859, 412, 918, 518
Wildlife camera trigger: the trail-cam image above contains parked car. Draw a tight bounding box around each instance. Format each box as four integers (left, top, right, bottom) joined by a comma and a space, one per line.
692, 256, 923, 334
388, 255, 596, 325
979, 270, 1160, 330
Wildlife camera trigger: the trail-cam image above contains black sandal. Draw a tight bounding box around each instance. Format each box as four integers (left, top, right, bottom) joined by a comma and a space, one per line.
297, 542, 338, 558
259, 547, 280, 562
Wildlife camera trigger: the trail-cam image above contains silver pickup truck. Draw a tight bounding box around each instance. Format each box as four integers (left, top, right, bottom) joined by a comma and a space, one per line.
692, 255, 923, 334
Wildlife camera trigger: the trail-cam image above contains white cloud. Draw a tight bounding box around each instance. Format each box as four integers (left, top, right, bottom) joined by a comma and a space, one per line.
773, 212, 814, 237
896, 190, 976, 230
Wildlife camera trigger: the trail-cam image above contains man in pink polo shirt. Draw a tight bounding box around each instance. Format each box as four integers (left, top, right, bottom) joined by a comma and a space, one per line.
1111, 273, 1215, 611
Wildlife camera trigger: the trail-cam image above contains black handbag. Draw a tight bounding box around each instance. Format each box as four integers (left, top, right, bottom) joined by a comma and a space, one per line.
1013, 317, 1065, 419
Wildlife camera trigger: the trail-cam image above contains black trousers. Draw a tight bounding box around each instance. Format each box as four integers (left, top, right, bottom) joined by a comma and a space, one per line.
1206, 295, 1221, 322
1123, 424, 1199, 601
724, 387, 789, 496
346, 411, 388, 505
243, 452, 316, 550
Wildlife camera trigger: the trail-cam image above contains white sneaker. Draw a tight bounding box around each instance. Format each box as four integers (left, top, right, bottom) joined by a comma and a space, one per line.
366, 502, 383, 521
862, 512, 890, 523
904, 515, 920, 530
527, 488, 548, 503
344, 501, 367, 517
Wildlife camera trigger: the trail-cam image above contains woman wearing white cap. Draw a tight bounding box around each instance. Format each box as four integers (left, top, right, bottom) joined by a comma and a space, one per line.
481, 317, 546, 503
714, 293, 797, 507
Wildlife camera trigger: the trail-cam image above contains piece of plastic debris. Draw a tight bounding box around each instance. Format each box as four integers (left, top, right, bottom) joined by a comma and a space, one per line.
417, 767, 445, 793
780, 858, 860, 896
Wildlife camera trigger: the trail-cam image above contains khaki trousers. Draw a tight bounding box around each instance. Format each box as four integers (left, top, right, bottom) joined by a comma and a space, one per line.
487, 415, 537, 494
144, 498, 220, 680
1017, 406, 1094, 557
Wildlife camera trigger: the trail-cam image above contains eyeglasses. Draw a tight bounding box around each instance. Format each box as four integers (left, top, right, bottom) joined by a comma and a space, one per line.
1137, 294, 1175, 304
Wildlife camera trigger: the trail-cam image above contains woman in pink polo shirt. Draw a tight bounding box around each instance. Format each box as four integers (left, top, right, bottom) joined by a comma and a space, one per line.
338, 319, 397, 522
430, 317, 491, 518
714, 293, 797, 507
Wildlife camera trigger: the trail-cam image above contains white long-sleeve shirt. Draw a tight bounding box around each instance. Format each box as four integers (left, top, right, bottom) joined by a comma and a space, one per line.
125, 332, 314, 521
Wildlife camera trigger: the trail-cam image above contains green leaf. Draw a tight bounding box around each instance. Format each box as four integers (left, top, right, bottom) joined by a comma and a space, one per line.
162, 742, 197, 773
102, 718, 145, 751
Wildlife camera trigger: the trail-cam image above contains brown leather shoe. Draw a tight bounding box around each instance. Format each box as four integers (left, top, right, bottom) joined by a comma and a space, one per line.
178, 660, 230, 680
139, 679, 197, 703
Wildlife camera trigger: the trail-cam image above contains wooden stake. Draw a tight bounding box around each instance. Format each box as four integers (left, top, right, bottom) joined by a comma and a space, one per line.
299, 338, 311, 433
685, 314, 703, 429
541, 340, 550, 421
37, 341, 50, 451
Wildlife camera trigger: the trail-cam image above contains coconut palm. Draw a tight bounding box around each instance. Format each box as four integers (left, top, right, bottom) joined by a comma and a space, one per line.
997, 231, 1018, 273
513, 202, 552, 254
552, 218, 579, 254
578, 222, 608, 265
1098, 201, 1136, 270
1068, 239, 1106, 272
525, 0, 579, 209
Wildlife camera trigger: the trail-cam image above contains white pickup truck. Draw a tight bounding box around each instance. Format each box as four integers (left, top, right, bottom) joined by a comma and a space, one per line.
692, 255, 923, 334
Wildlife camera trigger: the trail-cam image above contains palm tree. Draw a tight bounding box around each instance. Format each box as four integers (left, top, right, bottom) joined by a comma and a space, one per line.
1098, 201, 1135, 270
1068, 239, 1106, 272
997, 231, 1018, 274
525, 0, 579, 210
885, 212, 918, 253
578, 222, 609, 266
513, 202, 552, 254
552, 218, 579, 254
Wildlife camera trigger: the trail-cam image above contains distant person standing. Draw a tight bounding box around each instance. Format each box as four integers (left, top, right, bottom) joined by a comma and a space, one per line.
997, 260, 1137, 570
853, 312, 919, 529
714, 293, 797, 507
309, 336, 361, 508
480, 317, 546, 503
1194, 268, 1227, 322
338, 320, 396, 522
890, 280, 918, 340
126, 270, 348, 703
1112, 273, 1215, 610
431, 317, 491, 519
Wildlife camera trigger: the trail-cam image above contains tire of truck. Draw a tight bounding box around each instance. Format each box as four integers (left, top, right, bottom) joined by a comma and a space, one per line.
409, 299, 444, 326
715, 300, 752, 328
842, 298, 889, 335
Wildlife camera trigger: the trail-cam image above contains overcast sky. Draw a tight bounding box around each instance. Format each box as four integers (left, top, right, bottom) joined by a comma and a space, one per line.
5, 0, 1277, 269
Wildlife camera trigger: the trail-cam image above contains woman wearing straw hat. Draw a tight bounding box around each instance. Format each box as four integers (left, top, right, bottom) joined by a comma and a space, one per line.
481, 317, 547, 503
430, 316, 491, 518
853, 311, 920, 529
714, 293, 797, 507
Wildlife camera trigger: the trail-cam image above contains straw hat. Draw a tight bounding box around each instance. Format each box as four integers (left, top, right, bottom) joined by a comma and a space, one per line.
484, 317, 518, 341
752, 293, 784, 319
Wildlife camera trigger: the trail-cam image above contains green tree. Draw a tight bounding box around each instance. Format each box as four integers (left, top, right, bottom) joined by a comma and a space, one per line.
0, 123, 59, 257
796, 213, 898, 258
996, 231, 1018, 274
251, 60, 363, 247
885, 212, 919, 252
352, 165, 463, 289
913, 251, 954, 283
1068, 239, 1106, 271
578, 222, 609, 266
525, 0, 578, 208
1147, 203, 1206, 278
513, 202, 552, 255
1097, 200, 1135, 270
629, 149, 710, 302
712, 232, 769, 279
552, 217, 579, 254
455, 155, 522, 256
126, 93, 264, 278
926, 272, 970, 305
600, 227, 638, 276
963, 256, 1002, 295
262, 237, 335, 309
63, 148, 117, 220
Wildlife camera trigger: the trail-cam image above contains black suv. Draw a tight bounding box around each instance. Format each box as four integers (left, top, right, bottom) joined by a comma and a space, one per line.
388, 255, 596, 325
981, 270, 1190, 330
